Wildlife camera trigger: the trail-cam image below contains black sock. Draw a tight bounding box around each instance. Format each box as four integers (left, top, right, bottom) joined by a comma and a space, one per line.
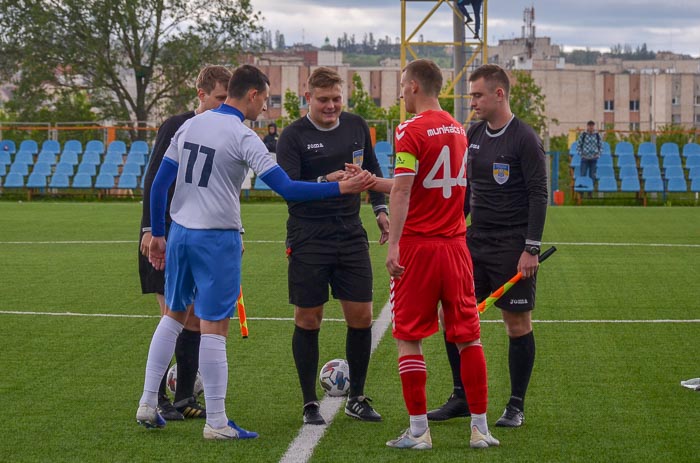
158, 368, 169, 402
346, 326, 372, 398
173, 328, 201, 403
293, 325, 320, 405
444, 332, 465, 398
508, 331, 536, 410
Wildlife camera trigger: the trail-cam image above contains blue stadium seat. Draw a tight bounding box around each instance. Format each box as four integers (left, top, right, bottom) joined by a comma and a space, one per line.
3, 172, 24, 188
104, 151, 124, 166
682, 142, 700, 158
72, 173, 93, 188
85, 140, 105, 154
643, 177, 664, 193
0, 151, 10, 166
81, 151, 101, 165
41, 140, 61, 155
616, 155, 636, 168
596, 165, 615, 179
597, 154, 613, 167
666, 177, 687, 192
19, 140, 39, 155
49, 173, 71, 188
569, 141, 578, 155
59, 151, 79, 165
614, 141, 633, 156
99, 162, 120, 176
597, 177, 617, 192
94, 173, 115, 188
618, 166, 638, 179
374, 141, 392, 156
570, 154, 581, 168
15, 151, 35, 165
26, 172, 47, 188
684, 155, 700, 170
32, 162, 52, 176
620, 176, 641, 192
637, 142, 656, 157
117, 174, 138, 189
660, 142, 679, 157
63, 139, 83, 154
642, 165, 661, 180
602, 141, 611, 155
125, 152, 146, 166
129, 140, 150, 155
37, 151, 57, 165
573, 176, 594, 192
9, 162, 29, 176
77, 162, 97, 176
639, 155, 659, 169
54, 163, 75, 176
691, 177, 700, 192
380, 164, 392, 178
662, 155, 681, 169
665, 165, 684, 179
121, 162, 142, 176
689, 167, 700, 180
106, 140, 127, 156
0, 140, 16, 154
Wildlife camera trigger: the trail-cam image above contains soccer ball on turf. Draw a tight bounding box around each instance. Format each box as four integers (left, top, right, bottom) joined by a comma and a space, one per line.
319, 358, 350, 397
166, 364, 204, 398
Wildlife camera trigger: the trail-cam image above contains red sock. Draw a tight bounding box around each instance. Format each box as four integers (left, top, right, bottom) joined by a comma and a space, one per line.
398, 355, 427, 415
460, 344, 488, 415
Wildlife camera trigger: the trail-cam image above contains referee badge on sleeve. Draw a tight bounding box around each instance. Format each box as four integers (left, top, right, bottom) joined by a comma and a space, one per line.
493, 163, 510, 184
352, 149, 364, 166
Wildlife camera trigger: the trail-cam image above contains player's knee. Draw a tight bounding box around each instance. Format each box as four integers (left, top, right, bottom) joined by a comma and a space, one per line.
294, 306, 323, 330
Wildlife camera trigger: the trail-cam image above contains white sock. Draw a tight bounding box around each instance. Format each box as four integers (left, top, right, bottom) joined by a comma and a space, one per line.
409, 414, 428, 437
140, 316, 183, 407
200, 334, 229, 429
471, 413, 488, 434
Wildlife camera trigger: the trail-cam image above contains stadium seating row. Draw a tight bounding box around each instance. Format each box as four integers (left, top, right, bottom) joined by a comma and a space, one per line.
1, 172, 140, 189
569, 141, 700, 158
0, 139, 149, 156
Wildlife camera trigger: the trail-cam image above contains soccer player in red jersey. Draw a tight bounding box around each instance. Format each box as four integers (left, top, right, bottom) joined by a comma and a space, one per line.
379, 59, 499, 450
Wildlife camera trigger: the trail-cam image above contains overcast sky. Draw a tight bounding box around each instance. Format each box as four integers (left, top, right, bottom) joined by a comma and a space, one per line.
250, 0, 700, 57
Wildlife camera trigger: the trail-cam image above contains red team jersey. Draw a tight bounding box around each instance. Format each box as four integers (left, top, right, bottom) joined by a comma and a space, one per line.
393, 110, 468, 239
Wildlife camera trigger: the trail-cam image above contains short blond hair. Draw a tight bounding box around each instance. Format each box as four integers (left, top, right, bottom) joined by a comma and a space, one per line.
195, 65, 232, 94
308, 67, 343, 92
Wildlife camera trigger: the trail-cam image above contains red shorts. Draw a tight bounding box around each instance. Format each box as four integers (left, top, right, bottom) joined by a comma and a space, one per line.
390, 236, 481, 343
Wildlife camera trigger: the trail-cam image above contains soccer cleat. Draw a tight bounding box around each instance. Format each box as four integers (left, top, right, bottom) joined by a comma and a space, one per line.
427, 393, 470, 421
470, 425, 500, 449
465, 14, 473, 23
157, 396, 184, 421
303, 402, 326, 425
174, 396, 206, 419
386, 428, 432, 450
345, 395, 382, 422
495, 405, 524, 427
203, 419, 259, 440
136, 403, 166, 429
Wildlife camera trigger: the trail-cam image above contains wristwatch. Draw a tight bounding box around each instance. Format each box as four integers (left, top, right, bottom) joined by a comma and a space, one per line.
524, 245, 540, 256
317, 175, 328, 183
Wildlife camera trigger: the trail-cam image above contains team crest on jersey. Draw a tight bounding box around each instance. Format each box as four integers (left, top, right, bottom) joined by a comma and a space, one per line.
352, 149, 364, 166
493, 163, 510, 184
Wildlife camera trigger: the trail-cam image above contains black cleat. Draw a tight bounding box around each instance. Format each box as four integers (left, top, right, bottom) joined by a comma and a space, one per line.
427, 393, 470, 421
174, 396, 206, 419
157, 395, 184, 421
345, 395, 382, 422
303, 401, 326, 425
495, 405, 524, 427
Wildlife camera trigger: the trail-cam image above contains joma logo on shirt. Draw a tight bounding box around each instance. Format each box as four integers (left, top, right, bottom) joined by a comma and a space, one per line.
307, 143, 324, 149
469, 143, 480, 150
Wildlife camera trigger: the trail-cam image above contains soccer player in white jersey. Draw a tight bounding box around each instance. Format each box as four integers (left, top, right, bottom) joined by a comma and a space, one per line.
136, 64, 376, 440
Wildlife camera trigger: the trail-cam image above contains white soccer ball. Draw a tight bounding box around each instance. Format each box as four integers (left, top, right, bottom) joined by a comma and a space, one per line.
166, 364, 204, 398
319, 358, 350, 397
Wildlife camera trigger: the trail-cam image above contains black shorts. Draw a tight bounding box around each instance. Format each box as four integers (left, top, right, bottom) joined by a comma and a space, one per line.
467, 227, 536, 312
138, 224, 169, 295
286, 216, 373, 308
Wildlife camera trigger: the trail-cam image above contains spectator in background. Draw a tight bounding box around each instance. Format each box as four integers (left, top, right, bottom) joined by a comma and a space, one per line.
457, 0, 483, 39
263, 122, 279, 153
577, 120, 603, 182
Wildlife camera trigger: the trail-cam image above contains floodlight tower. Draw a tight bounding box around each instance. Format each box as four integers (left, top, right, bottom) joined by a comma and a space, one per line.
400, 0, 488, 124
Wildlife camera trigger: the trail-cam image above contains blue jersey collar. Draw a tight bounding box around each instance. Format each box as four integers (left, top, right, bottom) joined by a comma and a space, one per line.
213, 103, 245, 121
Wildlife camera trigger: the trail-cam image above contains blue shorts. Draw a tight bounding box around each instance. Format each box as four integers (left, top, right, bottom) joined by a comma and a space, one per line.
165, 222, 242, 321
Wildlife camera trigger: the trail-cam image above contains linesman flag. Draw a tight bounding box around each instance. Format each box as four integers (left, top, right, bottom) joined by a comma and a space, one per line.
237, 286, 248, 338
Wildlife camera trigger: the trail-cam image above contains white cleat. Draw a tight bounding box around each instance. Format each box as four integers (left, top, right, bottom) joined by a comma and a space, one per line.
386, 428, 432, 450
470, 425, 500, 448
203, 419, 259, 440
136, 403, 166, 429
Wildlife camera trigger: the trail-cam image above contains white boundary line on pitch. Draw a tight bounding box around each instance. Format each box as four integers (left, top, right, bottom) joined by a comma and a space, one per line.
278, 301, 393, 463
1, 240, 700, 248
1, 310, 699, 324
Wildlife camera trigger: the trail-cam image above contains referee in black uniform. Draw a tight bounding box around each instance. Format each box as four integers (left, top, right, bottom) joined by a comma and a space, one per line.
138, 65, 231, 421
428, 64, 548, 427
276, 67, 388, 425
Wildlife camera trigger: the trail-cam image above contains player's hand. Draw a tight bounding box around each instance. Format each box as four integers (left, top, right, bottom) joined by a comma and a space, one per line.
140, 231, 152, 257
338, 169, 376, 194
343, 163, 362, 178
376, 212, 389, 245
325, 170, 347, 182
386, 243, 404, 278
517, 252, 539, 279
149, 236, 166, 271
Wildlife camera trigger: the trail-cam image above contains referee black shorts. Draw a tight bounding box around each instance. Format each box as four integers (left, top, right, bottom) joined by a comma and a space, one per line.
286, 215, 373, 308
138, 225, 169, 295
467, 227, 536, 312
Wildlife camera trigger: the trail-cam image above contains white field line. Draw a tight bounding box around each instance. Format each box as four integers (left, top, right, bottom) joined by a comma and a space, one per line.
278, 301, 393, 463
1, 240, 700, 248
0, 310, 699, 324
